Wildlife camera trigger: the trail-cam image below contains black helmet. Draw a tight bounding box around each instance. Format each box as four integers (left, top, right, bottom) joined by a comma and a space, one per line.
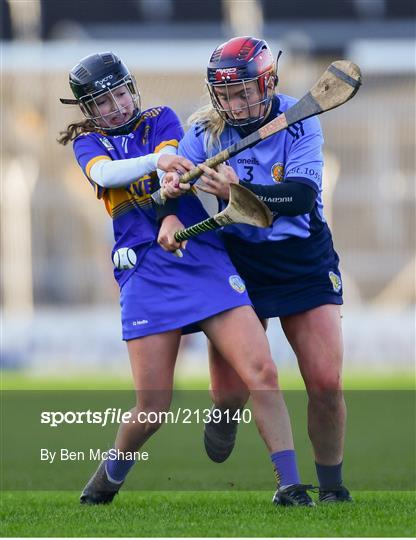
60, 52, 141, 135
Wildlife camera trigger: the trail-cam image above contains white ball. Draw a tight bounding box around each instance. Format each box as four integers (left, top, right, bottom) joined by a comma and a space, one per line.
112, 247, 137, 270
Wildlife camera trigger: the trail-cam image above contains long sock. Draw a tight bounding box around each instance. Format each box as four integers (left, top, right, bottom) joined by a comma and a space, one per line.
105, 450, 136, 483
315, 461, 343, 489
270, 449, 300, 488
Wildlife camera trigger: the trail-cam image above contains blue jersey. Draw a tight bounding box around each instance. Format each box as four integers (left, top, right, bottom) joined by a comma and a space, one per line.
179, 94, 325, 242
180, 95, 343, 318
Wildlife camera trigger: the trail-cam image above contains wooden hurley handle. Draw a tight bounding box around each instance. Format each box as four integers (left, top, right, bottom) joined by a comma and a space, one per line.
178, 149, 231, 185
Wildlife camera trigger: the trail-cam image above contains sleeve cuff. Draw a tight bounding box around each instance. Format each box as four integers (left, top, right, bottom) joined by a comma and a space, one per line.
284, 176, 320, 194
154, 197, 179, 223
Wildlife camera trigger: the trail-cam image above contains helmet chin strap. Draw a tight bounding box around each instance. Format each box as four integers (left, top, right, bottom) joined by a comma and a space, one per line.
231, 88, 275, 134
233, 100, 274, 136
234, 118, 265, 136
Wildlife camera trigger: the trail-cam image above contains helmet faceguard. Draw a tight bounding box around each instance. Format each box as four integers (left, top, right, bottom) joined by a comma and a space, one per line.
206, 37, 281, 130
78, 75, 141, 134
60, 52, 142, 135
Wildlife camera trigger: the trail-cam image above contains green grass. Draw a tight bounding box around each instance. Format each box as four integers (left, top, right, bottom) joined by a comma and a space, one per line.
1, 491, 415, 537
2, 370, 414, 390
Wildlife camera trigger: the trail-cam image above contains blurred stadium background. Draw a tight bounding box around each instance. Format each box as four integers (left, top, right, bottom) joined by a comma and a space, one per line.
1, 0, 415, 379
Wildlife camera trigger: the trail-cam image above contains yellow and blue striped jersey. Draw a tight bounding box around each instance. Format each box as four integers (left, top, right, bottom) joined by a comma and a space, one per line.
74, 106, 182, 251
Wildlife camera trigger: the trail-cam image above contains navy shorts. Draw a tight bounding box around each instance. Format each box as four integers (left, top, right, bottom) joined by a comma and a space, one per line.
119, 236, 251, 340
222, 223, 343, 319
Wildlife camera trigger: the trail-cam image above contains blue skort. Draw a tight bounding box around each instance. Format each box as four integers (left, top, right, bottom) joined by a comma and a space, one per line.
222, 223, 343, 319
119, 235, 251, 340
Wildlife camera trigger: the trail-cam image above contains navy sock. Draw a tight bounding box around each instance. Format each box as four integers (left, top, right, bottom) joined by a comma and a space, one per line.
315, 461, 343, 490
270, 449, 300, 488
105, 451, 136, 483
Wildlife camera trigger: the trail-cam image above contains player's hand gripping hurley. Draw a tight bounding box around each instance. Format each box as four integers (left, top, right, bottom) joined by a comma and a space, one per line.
152, 60, 362, 206
174, 183, 272, 242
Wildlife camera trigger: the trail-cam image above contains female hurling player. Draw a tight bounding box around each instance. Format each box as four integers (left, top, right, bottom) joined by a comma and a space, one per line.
159, 37, 352, 504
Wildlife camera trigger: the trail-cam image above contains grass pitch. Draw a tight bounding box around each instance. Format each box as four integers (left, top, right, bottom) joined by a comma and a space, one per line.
1, 490, 415, 537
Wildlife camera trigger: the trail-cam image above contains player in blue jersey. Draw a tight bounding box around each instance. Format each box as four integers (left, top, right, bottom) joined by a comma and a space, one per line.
158, 37, 352, 504
58, 51, 313, 507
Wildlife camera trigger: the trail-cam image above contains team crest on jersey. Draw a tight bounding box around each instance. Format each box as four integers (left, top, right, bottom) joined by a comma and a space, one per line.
271, 162, 284, 183
100, 137, 114, 151
329, 271, 342, 293
228, 275, 246, 294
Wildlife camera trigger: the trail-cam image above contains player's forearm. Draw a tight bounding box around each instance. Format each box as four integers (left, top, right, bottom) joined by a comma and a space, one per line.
90, 154, 160, 188
239, 178, 317, 215
90, 145, 178, 188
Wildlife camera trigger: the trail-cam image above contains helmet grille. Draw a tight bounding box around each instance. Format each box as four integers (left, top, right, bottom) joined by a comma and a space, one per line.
210, 47, 223, 62
237, 46, 252, 61
73, 66, 89, 80
101, 53, 114, 65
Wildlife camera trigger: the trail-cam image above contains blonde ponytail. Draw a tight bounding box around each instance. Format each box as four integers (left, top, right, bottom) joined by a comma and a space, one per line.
187, 103, 226, 154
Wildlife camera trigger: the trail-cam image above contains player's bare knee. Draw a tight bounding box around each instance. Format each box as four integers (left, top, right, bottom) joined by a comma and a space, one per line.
307, 366, 342, 392
307, 374, 344, 409
249, 358, 278, 390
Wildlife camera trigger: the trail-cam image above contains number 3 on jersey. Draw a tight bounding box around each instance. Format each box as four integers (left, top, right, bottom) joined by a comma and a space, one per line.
241, 165, 254, 182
